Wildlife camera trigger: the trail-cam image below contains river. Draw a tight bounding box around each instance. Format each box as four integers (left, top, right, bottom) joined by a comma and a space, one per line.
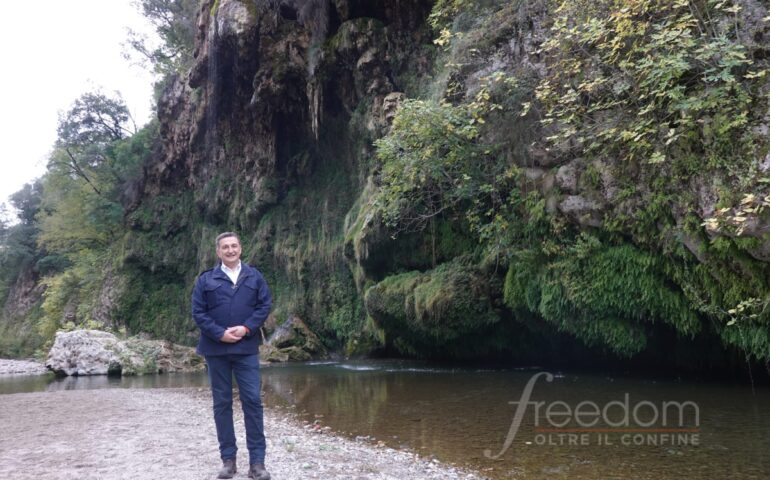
2, 360, 768, 479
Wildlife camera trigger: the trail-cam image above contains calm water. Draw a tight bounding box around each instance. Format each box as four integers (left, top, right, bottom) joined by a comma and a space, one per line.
2, 360, 769, 479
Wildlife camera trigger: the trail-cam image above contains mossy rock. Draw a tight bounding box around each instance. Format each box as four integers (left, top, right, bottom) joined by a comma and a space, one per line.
364, 259, 500, 356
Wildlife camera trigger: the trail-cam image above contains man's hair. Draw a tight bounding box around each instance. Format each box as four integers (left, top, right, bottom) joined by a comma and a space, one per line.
215, 232, 240, 249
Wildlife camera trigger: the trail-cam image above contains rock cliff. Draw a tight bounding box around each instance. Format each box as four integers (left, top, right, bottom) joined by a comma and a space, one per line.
123, 0, 436, 357
3, 0, 769, 374
120, 0, 770, 370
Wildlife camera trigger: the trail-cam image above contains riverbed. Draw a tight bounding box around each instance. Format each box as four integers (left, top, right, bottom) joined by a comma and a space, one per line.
0, 387, 483, 480
2, 360, 769, 479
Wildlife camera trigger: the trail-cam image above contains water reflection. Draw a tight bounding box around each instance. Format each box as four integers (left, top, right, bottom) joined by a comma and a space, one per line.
0, 371, 209, 394
2, 361, 769, 479
260, 361, 770, 480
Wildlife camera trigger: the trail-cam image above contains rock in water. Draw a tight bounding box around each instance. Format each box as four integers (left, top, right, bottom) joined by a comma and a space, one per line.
46, 330, 122, 376
261, 316, 326, 362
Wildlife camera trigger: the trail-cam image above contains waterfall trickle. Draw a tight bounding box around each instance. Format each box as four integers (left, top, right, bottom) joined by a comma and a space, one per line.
282, 0, 329, 140
308, 78, 322, 140
205, 5, 219, 155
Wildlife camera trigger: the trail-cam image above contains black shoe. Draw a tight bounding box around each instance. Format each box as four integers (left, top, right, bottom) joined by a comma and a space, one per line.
217, 458, 237, 479
248, 463, 271, 480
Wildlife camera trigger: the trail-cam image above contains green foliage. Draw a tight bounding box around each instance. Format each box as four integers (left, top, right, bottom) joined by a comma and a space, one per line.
123, 191, 197, 274
505, 0, 770, 362
0, 182, 43, 305
534, 0, 769, 251
247, 124, 373, 350
537, 0, 765, 169
375, 99, 483, 232
38, 95, 155, 256
111, 120, 159, 184
5, 0, 770, 369
0, 303, 45, 358
0, 93, 160, 356
57, 92, 132, 148
115, 269, 191, 343
0, 183, 46, 357
428, 0, 476, 31
125, 0, 198, 75
505, 236, 699, 356
38, 249, 111, 341
9, 182, 43, 224
666, 241, 770, 360
36, 172, 121, 253
374, 73, 527, 260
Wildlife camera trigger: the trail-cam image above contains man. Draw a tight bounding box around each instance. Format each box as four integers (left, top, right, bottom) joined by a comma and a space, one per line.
192, 232, 272, 480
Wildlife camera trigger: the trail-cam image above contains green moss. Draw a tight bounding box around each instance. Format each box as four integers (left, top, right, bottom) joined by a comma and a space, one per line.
505, 239, 699, 357
113, 267, 192, 344
364, 259, 500, 356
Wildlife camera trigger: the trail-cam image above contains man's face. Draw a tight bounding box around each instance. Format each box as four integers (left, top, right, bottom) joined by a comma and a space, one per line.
216, 236, 242, 268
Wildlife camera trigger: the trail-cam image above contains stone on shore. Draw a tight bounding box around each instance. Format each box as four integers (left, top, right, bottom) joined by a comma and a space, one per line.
45, 329, 204, 376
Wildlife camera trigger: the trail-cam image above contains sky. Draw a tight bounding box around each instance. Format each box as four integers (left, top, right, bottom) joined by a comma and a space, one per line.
0, 0, 159, 215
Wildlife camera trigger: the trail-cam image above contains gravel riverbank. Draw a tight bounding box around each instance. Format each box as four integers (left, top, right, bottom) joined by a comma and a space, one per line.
0, 359, 48, 376
0, 387, 487, 480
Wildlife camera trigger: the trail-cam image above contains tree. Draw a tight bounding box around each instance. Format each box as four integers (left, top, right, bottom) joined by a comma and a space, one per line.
9, 181, 43, 225
0, 183, 43, 305
125, 0, 198, 74
51, 92, 134, 196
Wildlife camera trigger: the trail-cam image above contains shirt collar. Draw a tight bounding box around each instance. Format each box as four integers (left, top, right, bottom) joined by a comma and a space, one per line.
220, 261, 242, 275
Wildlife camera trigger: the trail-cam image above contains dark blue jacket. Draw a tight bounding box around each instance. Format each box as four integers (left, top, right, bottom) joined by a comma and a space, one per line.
191, 262, 272, 356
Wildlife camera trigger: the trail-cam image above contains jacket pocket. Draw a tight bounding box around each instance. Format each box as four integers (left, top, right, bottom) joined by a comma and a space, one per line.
204, 282, 224, 308
241, 278, 259, 306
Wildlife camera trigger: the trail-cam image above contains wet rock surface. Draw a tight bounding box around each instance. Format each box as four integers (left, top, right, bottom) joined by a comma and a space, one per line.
0, 388, 486, 480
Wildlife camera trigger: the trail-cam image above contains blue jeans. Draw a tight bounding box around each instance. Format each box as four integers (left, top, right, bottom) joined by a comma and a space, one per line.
206, 354, 266, 464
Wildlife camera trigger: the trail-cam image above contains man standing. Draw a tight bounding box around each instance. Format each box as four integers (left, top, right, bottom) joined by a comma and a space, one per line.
192, 232, 272, 480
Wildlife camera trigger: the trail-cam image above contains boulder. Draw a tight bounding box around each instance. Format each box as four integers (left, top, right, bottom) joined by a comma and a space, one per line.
46, 330, 204, 376
119, 337, 205, 375
46, 330, 123, 376
260, 316, 326, 362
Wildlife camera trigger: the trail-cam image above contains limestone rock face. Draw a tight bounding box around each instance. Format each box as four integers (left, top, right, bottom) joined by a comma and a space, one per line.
46, 330, 204, 376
